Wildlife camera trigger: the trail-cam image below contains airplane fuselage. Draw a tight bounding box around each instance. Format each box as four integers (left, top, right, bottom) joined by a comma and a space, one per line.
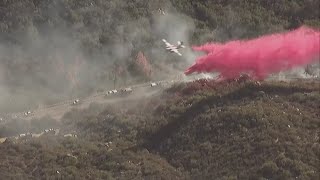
165, 46, 180, 50
162, 39, 185, 56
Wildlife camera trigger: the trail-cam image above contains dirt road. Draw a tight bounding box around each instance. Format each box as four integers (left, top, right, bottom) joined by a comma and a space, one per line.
12, 80, 176, 121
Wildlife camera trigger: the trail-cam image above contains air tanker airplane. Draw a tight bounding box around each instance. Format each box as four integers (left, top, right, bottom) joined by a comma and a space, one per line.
162, 39, 185, 56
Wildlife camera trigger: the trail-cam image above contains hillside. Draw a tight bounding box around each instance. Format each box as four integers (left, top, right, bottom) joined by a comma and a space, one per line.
1, 78, 319, 179
0, 0, 320, 179
0, 0, 320, 112
141, 78, 320, 179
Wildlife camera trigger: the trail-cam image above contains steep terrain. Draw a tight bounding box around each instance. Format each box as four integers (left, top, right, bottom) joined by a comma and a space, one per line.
141, 78, 320, 179
1, 78, 319, 179
1, 0, 320, 112
0, 0, 319, 179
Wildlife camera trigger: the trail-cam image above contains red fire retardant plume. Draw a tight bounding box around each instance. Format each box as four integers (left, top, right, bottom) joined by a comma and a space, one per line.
185, 26, 320, 80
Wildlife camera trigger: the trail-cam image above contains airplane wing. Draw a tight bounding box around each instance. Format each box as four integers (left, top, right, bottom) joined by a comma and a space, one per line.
171, 48, 182, 56
162, 39, 173, 47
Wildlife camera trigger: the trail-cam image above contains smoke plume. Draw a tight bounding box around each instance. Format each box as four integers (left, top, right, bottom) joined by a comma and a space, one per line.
185, 26, 320, 80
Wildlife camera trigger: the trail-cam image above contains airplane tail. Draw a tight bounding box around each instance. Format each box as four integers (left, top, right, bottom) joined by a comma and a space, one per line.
177, 41, 185, 48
